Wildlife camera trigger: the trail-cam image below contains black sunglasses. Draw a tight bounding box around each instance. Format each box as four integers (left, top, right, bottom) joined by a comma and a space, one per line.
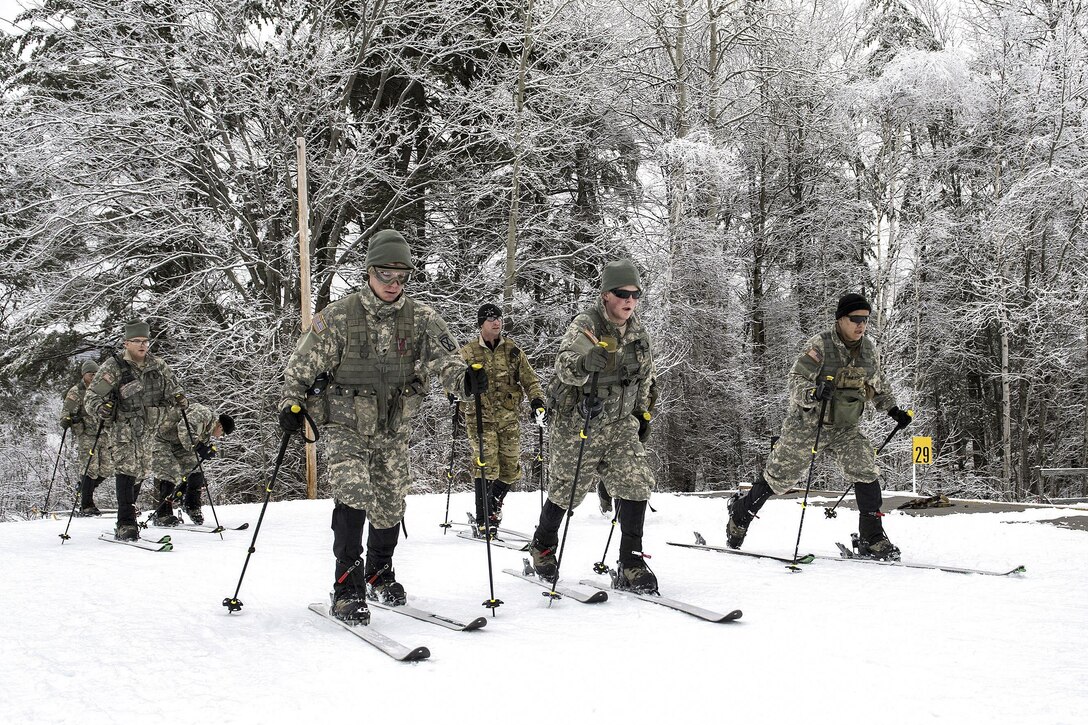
610, 289, 642, 300
846, 315, 870, 324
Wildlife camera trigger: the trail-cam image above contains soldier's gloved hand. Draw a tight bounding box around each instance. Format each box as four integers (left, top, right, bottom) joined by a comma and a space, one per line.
448, 392, 457, 406
174, 392, 188, 409
530, 398, 548, 427
97, 402, 114, 420
579, 345, 608, 374
812, 378, 835, 402
577, 395, 604, 420
464, 365, 488, 396
633, 410, 651, 442
279, 404, 305, 433
60, 416, 74, 430
888, 406, 913, 428
196, 442, 218, 460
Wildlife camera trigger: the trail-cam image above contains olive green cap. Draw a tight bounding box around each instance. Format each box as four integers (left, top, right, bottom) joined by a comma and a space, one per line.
601, 259, 641, 292
364, 230, 415, 270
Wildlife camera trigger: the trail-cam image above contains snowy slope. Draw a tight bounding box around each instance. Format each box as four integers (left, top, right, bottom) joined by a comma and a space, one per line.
2, 491, 1085, 725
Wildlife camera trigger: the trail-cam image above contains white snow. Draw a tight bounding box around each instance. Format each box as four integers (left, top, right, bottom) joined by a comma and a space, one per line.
2, 491, 1086, 725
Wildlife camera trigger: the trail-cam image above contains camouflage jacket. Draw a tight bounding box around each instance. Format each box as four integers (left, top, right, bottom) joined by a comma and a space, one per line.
459, 336, 544, 424
281, 287, 464, 434
789, 326, 897, 427
84, 351, 183, 429
60, 381, 90, 436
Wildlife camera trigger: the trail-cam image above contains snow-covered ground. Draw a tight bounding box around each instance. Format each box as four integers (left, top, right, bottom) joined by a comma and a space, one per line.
2, 490, 1085, 725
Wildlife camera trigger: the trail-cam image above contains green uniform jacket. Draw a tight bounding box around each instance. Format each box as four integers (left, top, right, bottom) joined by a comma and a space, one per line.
788, 327, 897, 427
459, 336, 544, 425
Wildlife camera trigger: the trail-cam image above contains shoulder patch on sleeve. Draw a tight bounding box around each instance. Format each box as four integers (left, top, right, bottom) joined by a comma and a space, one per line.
805, 347, 823, 364
439, 333, 456, 353
311, 313, 327, 335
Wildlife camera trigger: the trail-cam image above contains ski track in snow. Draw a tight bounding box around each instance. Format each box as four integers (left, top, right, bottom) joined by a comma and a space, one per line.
2, 492, 1086, 724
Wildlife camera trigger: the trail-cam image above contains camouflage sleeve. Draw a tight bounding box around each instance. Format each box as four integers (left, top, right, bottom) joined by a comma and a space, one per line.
867, 351, 898, 412
280, 308, 347, 409
84, 358, 120, 419
637, 355, 657, 412
788, 334, 826, 409
159, 360, 184, 403
554, 314, 597, 387
419, 309, 465, 398
518, 348, 544, 403
60, 385, 82, 425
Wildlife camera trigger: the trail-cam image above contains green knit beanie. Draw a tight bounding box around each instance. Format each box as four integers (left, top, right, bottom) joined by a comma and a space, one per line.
80, 359, 99, 375
364, 230, 415, 270
601, 259, 642, 292
124, 319, 150, 340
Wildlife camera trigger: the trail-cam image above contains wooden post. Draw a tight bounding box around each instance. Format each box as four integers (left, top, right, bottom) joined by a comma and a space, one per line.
296, 136, 318, 499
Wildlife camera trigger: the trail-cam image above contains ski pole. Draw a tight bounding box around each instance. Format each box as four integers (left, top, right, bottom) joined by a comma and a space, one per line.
42, 427, 69, 516
222, 419, 297, 613
440, 396, 458, 533
537, 423, 545, 508
470, 364, 502, 614
547, 344, 607, 601
788, 376, 833, 570
824, 411, 913, 519
60, 420, 106, 543
592, 510, 618, 574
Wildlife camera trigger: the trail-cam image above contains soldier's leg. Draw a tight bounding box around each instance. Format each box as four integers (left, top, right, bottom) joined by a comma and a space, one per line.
596, 416, 658, 590
152, 479, 179, 525
829, 430, 898, 559
489, 420, 522, 525
329, 501, 370, 622
78, 476, 101, 515
355, 433, 411, 600
114, 473, 139, 539
365, 522, 406, 605
183, 472, 205, 524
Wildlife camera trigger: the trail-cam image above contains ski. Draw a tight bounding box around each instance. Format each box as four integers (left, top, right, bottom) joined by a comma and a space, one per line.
456, 530, 530, 551
461, 514, 534, 541
307, 603, 430, 662
502, 563, 608, 603
98, 533, 173, 551
578, 577, 742, 623
825, 543, 1026, 577
367, 600, 487, 632
667, 538, 815, 565
161, 522, 250, 534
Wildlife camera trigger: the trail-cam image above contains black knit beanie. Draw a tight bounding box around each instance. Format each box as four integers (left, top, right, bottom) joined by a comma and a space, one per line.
835, 293, 871, 319
477, 303, 502, 326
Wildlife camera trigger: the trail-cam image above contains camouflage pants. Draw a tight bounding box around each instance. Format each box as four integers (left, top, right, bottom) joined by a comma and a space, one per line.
151, 438, 198, 485
72, 426, 113, 480
547, 411, 653, 510
464, 416, 523, 485
763, 407, 880, 495
323, 422, 411, 529
106, 419, 156, 480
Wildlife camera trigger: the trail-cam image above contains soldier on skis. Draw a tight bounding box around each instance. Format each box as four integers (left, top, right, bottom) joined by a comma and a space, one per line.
528, 259, 659, 593
59, 359, 113, 516
725, 293, 913, 559
279, 229, 478, 624
84, 320, 186, 541
457, 302, 545, 536
150, 402, 234, 526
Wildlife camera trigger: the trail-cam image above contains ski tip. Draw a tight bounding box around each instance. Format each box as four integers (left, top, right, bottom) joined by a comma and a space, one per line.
237, 522, 251, 530
796, 554, 815, 564
587, 590, 608, 603
465, 617, 488, 630
161, 543, 173, 552
722, 609, 743, 622
405, 646, 431, 662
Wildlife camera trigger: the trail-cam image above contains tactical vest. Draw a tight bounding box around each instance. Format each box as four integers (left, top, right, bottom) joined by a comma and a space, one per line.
550, 307, 652, 422
113, 355, 169, 417
331, 294, 419, 397
463, 339, 523, 405
817, 330, 877, 428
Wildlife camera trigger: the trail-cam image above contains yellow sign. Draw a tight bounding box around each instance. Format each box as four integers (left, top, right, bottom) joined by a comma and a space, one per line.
912, 436, 933, 465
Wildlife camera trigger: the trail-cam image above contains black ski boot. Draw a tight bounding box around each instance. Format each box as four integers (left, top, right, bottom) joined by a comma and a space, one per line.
151, 480, 180, 526
489, 480, 511, 526
183, 473, 204, 524
332, 559, 371, 625
597, 481, 612, 515
855, 512, 901, 561
330, 502, 369, 623
528, 499, 564, 579
79, 476, 102, 516
726, 474, 774, 549
115, 473, 140, 538
364, 523, 406, 605
615, 498, 659, 594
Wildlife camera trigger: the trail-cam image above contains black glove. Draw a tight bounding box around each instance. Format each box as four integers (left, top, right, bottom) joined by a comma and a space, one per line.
174, 392, 188, 409
529, 397, 548, 426
279, 404, 305, 433
888, 406, 913, 428
196, 442, 218, 461
812, 378, 835, 402
577, 395, 604, 420
97, 402, 115, 421
464, 365, 488, 396
579, 346, 608, 374
634, 410, 651, 443
60, 416, 74, 430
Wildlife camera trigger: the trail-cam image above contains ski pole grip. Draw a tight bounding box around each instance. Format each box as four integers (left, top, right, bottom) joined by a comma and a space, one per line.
641, 411, 652, 421
291, 404, 301, 413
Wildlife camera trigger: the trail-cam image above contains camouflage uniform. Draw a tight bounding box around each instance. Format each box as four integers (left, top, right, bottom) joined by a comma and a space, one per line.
459, 336, 543, 486
762, 328, 896, 493
545, 297, 656, 509
60, 379, 113, 481
84, 351, 183, 526
283, 288, 464, 528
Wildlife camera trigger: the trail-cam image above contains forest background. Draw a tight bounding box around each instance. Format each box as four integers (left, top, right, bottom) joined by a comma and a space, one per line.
2, 0, 1087, 518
